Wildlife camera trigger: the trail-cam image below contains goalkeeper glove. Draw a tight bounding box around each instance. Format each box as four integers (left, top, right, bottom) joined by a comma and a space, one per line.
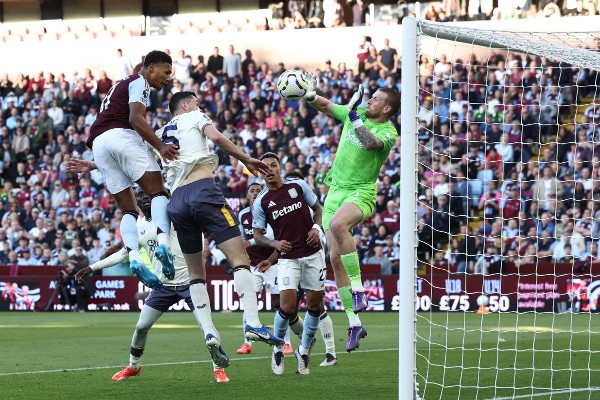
348, 84, 365, 123
348, 85, 365, 128
303, 71, 318, 103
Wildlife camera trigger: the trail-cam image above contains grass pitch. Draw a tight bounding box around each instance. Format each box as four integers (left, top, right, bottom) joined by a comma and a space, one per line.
0, 311, 398, 400
2, 311, 599, 399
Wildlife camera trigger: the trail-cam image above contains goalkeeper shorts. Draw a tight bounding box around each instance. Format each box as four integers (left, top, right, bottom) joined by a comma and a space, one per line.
322, 185, 376, 232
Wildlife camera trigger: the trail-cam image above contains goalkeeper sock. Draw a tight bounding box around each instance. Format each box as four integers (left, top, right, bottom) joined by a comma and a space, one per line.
289, 314, 304, 339
340, 252, 364, 292
319, 310, 336, 356
339, 286, 362, 327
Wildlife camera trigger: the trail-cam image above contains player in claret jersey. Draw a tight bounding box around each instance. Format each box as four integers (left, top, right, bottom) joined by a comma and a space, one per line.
252, 153, 326, 375
86, 50, 178, 289
236, 182, 295, 356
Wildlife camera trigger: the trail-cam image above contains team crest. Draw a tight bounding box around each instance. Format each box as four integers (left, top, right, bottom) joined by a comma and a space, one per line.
288, 188, 298, 198
283, 277, 290, 286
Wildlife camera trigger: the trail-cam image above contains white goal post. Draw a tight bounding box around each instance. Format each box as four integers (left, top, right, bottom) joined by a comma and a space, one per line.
400, 17, 600, 399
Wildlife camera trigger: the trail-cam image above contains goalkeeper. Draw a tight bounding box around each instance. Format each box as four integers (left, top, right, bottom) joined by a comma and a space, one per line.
302, 72, 399, 352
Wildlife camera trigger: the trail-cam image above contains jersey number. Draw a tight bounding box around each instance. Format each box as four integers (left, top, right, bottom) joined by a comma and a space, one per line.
161, 125, 180, 147
99, 85, 117, 113
319, 269, 325, 282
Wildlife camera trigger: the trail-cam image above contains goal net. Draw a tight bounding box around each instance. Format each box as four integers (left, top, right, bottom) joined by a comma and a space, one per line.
399, 18, 600, 400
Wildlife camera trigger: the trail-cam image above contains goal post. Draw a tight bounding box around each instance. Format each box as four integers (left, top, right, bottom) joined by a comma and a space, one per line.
400, 17, 600, 399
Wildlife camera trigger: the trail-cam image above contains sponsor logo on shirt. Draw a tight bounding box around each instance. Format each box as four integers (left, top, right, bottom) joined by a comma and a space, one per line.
271, 201, 302, 220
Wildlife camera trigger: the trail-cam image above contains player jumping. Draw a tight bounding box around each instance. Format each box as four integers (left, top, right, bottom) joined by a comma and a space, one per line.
86, 50, 178, 289
155, 91, 282, 345
303, 73, 399, 351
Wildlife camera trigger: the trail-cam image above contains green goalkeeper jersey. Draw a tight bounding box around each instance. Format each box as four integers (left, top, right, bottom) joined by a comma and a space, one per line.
325, 104, 398, 189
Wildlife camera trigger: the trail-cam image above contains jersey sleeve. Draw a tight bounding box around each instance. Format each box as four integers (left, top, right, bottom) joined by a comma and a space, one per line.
331, 103, 350, 123
238, 209, 248, 239
128, 76, 150, 106
295, 179, 318, 207
252, 196, 267, 230
376, 124, 398, 152
194, 110, 214, 135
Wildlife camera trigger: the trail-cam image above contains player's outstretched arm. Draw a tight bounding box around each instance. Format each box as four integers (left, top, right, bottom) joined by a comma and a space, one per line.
348, 84, 384, 151
129, 102, 179, 161
204, 125, 270, 176
303, 71, 334, 117
76, 248, 129, 283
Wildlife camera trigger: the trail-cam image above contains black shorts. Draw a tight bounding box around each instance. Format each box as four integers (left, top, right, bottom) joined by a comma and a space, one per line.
145, 285, 193, 312
167, 178, 241, 254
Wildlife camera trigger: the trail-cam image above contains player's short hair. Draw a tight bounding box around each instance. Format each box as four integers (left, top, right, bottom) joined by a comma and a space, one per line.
246, 182, 263, 194
143, 50, 173, 67
259, 152, 280, 164
169, 91, 197, 115
378, 87, 400, 118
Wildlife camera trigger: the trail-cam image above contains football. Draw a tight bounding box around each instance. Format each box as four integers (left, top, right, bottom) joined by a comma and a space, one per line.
276, 69, 309, 101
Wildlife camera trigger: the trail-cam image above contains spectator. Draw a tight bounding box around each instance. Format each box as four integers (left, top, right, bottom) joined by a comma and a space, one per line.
365, 245, 392, 275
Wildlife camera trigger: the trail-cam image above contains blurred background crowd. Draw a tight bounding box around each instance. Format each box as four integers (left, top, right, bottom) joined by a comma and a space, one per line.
0, 38, 400, 276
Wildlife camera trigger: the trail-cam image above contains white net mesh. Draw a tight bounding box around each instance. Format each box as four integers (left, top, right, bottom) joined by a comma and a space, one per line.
412, 20, 600, 399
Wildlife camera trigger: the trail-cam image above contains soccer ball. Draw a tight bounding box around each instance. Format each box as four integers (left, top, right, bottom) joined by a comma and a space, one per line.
277, 70, 309, 101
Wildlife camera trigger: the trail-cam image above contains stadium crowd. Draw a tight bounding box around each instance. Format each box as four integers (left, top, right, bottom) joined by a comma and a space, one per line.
417, 49, 600, 274
0, 41, 400, 277
0, 1, 593, 44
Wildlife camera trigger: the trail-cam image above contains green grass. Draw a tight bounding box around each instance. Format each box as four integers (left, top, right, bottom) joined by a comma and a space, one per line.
3, 311, 600, 399
0, 311, 398, 400
417, 313, 600, 400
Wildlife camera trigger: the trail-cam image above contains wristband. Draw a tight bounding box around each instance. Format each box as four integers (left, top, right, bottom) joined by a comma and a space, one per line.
249, 238, 256, 246
349, 110, 363, 129
312, 223, 323, 233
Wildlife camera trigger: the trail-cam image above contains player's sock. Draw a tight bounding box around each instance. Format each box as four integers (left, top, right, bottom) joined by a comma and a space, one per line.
129, 346, 143, 370
274, 309, 291, 350
340, 252, 364, 292
319, 310, 336, 357
121, 212, 141, 263
233, 266, 261, 327
300, 310, 320, 355
339, 286, 362, 326
150, 194, 170, 246
130, 305, 162, 369
189, 279, 217, 337
289, 314, 304, 339
284, 326, 291, 343
242, 311, 252, 345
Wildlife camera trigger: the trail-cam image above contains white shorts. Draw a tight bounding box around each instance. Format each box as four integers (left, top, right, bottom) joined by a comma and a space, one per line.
277, 249, 326, 292
252, 264, 279, 294
92, 128, 161, 194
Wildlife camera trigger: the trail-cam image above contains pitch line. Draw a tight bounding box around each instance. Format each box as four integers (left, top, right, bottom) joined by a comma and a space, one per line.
0, 347, 398, 377
484, 386, 600, 400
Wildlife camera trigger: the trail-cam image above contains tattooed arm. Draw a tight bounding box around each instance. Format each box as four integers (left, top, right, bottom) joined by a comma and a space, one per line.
354, 125, 384, 151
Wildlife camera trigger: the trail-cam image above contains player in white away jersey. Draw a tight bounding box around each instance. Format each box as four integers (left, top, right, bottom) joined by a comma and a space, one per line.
154, 91, 282, 346
75, 187, 230, 383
